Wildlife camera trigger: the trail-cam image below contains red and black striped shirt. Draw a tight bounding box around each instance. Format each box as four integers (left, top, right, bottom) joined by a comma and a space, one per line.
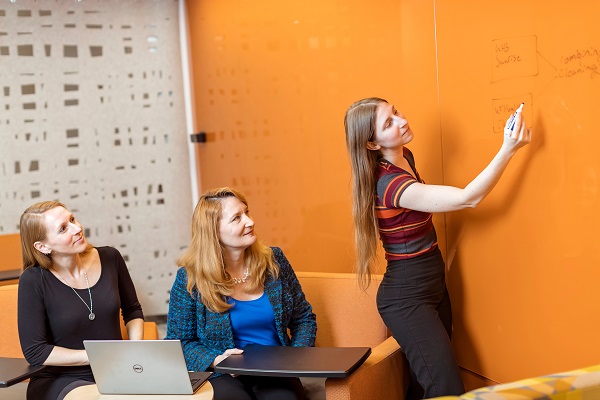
375, 148, 438, 260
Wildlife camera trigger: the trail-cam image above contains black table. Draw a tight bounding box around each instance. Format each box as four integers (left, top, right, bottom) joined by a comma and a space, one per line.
0, 269, 20, 283
0, 357, 46, 388
215, 345, 371, 378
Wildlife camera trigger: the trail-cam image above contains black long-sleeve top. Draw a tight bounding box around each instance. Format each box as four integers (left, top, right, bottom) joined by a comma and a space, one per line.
18, 246, 143, 376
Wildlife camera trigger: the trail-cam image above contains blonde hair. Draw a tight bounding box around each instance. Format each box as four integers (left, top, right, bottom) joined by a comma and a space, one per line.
20, 201, 93, 271
177, 187, 279, 313
344, 97, 387, 289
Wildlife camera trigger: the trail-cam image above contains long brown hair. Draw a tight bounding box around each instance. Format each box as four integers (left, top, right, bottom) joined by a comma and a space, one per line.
20, 201, 93, 271
177, 187, 279, 313
344, 97, 387, 289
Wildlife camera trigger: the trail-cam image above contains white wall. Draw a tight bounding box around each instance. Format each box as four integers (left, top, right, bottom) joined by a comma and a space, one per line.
0, 0, 192, 315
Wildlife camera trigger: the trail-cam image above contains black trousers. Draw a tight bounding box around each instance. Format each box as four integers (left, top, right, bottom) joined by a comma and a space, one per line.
376, 247, 465, 399
27, 372, 94, 400
210, 374, 306, 400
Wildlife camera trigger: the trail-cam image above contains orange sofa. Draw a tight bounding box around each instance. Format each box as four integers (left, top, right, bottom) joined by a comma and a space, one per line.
2, 272, 407, 399
296, 271, 409, 400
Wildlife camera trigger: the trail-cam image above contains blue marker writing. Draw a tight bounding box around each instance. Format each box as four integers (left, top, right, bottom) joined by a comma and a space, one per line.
508, 103, 524, 132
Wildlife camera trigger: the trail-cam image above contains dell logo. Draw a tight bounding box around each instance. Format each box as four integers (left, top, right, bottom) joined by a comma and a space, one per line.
133, 364, 143, 373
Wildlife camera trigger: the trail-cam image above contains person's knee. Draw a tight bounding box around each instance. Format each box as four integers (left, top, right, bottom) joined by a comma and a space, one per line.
255, 388, 303, 400
214, 387, 253, 400
211, 375, 253, 400
253, 378, 305, 400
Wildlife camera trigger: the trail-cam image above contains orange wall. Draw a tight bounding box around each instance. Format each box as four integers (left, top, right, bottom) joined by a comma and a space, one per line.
436, 0, 600, 384
186, 0, 600, 387
186, 0, 445, 274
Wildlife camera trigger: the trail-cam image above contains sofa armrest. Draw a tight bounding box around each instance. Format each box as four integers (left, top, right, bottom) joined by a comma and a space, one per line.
324, 336, 409, 400
142, 322, 159, 340
120, 320, 159, 340
0, 284, 23, 358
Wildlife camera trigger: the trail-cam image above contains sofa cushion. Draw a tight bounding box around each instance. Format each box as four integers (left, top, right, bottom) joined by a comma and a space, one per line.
296, 272, 387, 348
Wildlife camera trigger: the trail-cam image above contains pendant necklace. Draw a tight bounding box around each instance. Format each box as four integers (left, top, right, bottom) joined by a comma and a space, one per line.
232, 268, 250, 284
69, 271, 95, 320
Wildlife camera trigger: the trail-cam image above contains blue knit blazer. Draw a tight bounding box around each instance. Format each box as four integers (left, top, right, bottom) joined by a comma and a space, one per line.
165, 247, 317, 373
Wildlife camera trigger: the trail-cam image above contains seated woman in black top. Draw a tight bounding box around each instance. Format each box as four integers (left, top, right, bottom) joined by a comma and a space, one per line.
17, 201, 144, 400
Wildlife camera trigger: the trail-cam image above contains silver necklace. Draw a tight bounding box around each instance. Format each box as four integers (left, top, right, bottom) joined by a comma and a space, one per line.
232, 268, 250, 284
69, 271, 95, 320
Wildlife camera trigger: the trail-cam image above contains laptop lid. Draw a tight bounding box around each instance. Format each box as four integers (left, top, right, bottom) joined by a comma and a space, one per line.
84, 340, 212, 395
214, 345, 372, 378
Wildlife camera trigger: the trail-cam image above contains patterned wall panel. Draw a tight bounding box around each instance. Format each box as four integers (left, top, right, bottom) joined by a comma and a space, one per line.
0, 0, 192, 315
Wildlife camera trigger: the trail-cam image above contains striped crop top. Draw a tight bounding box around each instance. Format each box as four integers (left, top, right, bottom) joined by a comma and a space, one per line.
375, 148, 438, 260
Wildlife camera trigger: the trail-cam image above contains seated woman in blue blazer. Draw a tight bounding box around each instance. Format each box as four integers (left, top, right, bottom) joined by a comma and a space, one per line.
166, 187, 317, 400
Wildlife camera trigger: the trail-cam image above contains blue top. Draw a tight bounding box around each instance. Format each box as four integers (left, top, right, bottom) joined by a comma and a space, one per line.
165, 247, 317, 374
228, 293, 280, 348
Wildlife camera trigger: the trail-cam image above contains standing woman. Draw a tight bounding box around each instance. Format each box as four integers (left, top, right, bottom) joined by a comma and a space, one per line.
165, 187, 316, 400
344, 98, 531, 399
18, 201, 144, 400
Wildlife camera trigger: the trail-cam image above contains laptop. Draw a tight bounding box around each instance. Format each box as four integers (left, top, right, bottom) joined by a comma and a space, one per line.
84, 340, 212, 395
214, 345, 371, 378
